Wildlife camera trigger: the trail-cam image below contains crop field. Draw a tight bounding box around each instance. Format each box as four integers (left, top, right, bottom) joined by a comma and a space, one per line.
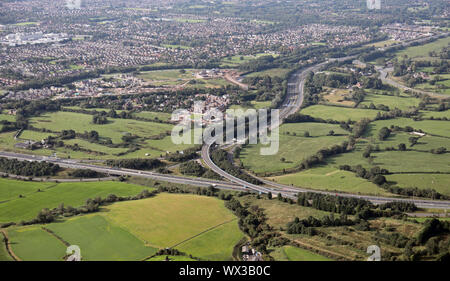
386, 174, 450, 196
0, 178, 55, 202
240, 123, 348, 174
268, 166, 390, 196
271, 246, 331, 261
396, 36, 450, 61
0, 181, 149, 223
301, 105, 381, 122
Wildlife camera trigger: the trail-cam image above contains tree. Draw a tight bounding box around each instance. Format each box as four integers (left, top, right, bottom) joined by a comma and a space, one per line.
409, 137, 419, 147
303, 131, 310, 137
267, 192, 272, 200
398, 143, 407, 151
378, 127, 391, 141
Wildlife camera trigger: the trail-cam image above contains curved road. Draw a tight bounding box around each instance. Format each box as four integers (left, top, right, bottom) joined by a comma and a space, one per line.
201, 57, 450, 210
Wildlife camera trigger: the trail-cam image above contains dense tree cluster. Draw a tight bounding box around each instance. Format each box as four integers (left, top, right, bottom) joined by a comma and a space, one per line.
0, 157, 60, 177
68, 169, 107, 178
211, 149, 261, 185
105, 158, 164, 170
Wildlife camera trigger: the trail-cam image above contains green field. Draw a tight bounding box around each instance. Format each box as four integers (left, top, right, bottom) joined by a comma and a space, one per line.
0, 181, 149, 223
30, 111, 173, 144
421, 110, 450, 119
0, 178, 55, 202
46, 215, 156, 261
271, 246, 331, 261
220, 53, 275, 67
4, 193, 244, 261
148, 255, 197, 261
246, 68, 290, 78
0, 113, 16, 122
105, 193, 241, 248
137, 69, 196, 81
386, 174, 450, 196
239, 195, 331, 230
176, 219, 242, 260
367, 118, 450, 138
301, 105, 381, 122
396, 36, 450, 61
269, 166, 390, 196
360, 93, 420, 111
240, 123, 348, 174
8, 226, 66, 261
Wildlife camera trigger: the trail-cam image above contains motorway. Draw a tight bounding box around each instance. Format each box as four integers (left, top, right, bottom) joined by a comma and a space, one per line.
200, 56, 450, 210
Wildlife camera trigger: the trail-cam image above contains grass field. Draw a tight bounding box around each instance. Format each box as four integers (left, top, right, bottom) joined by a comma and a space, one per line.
268, 166, 390, 196
102, 193, 244, 260
137, 69, 196, 81
240, 123, 348, 174
420, 110, 450, 119
367, 118, 450, 138
386, 174, 450, 196
47, 215, 156, 261
30, 111, 173, 144
239, 195, 331, 229
220, 53, 275, 67
246, 68, 290, 78
0, 181, 149, 223
360, 93, 420, 110
8, 226, 66, 261
271, 246, 331, 261
0, 178, 55, 202
148, 255, 197, 261
396, 36, 450, 61
0, 235, 13, 261
301, 105, 381, 122
0, 113, 16, 122
176, 219, 242, 260
5, 193, 244, 261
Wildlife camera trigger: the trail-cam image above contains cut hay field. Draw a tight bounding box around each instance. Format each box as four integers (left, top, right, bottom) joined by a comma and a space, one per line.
268, 166, 390, 196
301, 105, 381, 122
0, 180, 149, 223
271, 246, 331, 261
240, 123, 348, 174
